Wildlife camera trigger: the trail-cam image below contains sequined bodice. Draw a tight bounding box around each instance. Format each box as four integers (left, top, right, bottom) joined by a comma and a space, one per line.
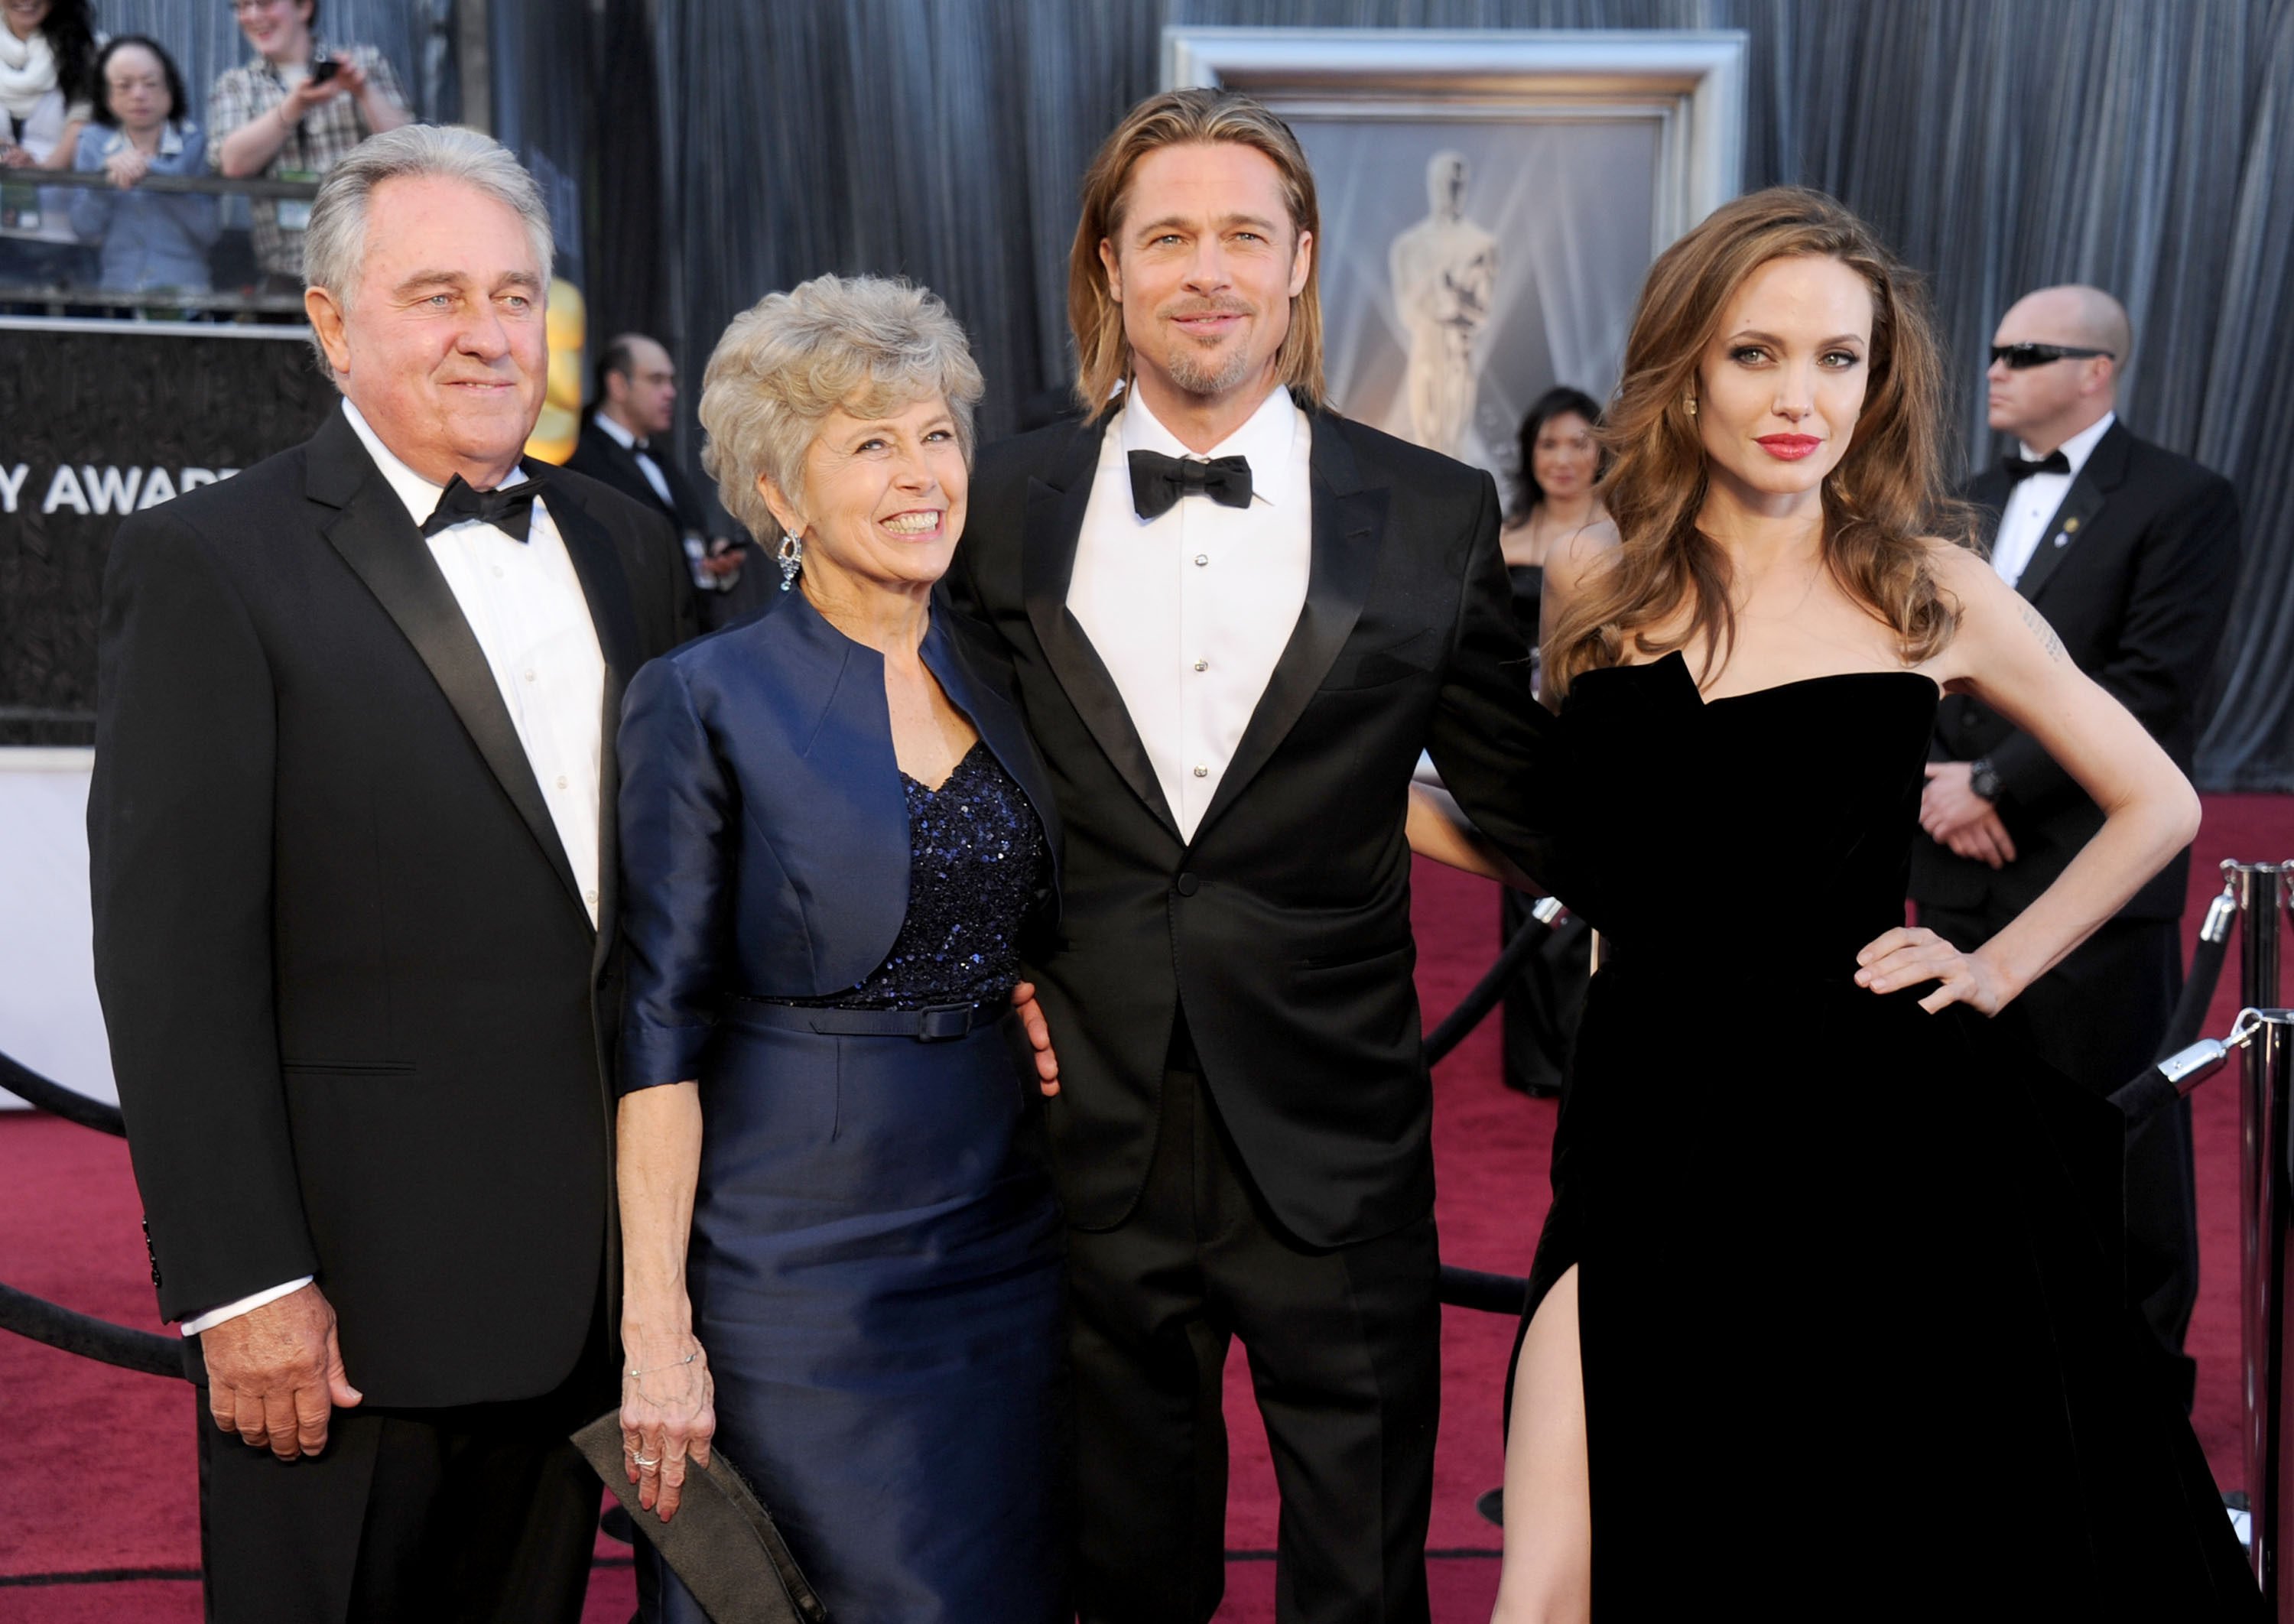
789, 741, 1045, 1010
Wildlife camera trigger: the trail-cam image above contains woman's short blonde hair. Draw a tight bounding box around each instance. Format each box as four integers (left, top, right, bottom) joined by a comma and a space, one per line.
697, 274, 985, 545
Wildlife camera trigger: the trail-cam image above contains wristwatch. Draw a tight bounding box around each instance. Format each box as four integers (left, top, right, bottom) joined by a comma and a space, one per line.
1968, 757, 2003, 805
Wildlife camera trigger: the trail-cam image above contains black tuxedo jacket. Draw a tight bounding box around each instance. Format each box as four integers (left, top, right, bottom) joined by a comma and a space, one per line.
567, 417, 778, 629
89, 405, 691, 1408
951, 402, 1559, 1248
564, 415, 708, 537
1910, 420, 2240, 921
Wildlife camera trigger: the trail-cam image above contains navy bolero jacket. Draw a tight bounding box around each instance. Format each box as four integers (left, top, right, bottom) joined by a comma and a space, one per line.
616, 586, 1061, 1093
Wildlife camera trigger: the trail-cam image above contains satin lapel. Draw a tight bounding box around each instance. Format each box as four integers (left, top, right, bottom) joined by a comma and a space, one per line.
1194, 417, 1387, 840
1020, 431, 1180, 837
2013, 469, 2107, 606
545, 477, 645, 952
320, 463, 586, 913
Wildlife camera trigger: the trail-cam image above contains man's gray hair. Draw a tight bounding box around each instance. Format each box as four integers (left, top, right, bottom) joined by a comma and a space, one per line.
302, 125, 554, 380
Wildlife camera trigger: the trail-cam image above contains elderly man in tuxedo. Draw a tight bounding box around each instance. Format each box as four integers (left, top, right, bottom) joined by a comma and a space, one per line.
1912, 284, 2241, 1408
89, 125, 693, 1621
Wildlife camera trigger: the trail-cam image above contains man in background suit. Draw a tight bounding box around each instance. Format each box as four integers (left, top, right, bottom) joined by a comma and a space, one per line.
1912, 284, 2241, 1408
89, 126, 691, 1621
954, 89, 1556, 1623
567, 331, 771, 628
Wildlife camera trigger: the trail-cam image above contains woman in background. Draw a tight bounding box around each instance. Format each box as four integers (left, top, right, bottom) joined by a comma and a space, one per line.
1500, 385, 1608, 684
612, 274, 1067, 1622
1494, 388, 1605, 1096
0, 0, 96, 291
70, 37, 220, 302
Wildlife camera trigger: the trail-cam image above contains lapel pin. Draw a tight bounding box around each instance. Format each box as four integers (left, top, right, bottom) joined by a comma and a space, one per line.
2054, 533, 2070, 547
2062, 517, 2079, 531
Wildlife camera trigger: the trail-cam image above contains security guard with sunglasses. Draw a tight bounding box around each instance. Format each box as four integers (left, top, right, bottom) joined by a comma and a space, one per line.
1912, 284, 2241, 1410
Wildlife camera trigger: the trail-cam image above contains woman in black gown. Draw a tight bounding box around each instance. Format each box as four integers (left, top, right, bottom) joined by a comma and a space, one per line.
1426, 190, 2257, 1619
611, 275, 1067, 1621
1495, 388, 1605, 1097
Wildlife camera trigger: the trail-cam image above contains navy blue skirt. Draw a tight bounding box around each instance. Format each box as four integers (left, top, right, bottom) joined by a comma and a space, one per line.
664, 1004, 1066, 1622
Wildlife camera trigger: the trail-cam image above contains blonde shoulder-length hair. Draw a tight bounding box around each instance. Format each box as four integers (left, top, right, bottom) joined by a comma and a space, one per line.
1068, 88, 1327, 414
1546, 187, 1976, 696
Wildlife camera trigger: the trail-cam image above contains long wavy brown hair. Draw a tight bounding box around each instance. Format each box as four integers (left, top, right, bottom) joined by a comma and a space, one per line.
1546, 187, 1974, 696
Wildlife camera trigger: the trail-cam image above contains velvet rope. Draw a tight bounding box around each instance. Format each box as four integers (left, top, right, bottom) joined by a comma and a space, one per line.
0, 1051, 125, 1137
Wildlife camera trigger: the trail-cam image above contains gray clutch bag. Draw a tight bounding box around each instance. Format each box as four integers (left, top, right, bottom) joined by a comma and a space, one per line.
573, 1411, 830, 1624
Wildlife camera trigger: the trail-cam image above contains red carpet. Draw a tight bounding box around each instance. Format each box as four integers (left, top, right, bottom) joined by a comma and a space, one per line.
2, 794, 2286, 1621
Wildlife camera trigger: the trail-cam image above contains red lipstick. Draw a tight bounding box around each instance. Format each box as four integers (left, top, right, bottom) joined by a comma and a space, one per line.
1756, 434, 1821, 461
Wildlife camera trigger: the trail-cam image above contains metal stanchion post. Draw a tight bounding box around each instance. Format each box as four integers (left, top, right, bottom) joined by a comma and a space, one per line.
2233, 859, 2292, 1597
2257, 1012, 2294, 1616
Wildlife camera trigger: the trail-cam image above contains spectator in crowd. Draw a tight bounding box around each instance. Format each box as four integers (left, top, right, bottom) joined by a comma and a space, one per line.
567, 331, 770, 628
0, 0, 98, 290
70, 37, 221, 300
1912, 284, 2243, 1410
1494, 385, 1607, 1097
210, 0, 408, 295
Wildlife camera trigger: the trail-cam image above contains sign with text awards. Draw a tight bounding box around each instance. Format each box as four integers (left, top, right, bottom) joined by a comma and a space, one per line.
0, 319, 339, 746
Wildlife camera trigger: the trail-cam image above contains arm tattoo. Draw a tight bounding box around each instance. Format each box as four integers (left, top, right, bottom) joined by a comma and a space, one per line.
2019, 603, 2066, 663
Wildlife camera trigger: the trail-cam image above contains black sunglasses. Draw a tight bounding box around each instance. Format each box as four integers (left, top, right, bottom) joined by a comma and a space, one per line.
1990, 342, 2114, 370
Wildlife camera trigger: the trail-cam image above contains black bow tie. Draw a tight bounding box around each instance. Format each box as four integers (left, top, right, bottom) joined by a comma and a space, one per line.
1129, 450, 1253, 520
421, 472, 547, 543
2001, 449, 2071, 483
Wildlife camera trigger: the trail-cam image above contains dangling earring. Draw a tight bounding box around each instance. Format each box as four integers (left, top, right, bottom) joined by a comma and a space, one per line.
777, 534, 804, 592
1684, 391, 1698, 418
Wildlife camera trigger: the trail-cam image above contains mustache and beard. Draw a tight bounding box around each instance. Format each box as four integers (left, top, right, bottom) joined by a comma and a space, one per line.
1156, 297, 1270, 398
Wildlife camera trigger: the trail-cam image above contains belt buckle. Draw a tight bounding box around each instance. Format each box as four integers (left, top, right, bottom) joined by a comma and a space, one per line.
916, 1003, 971, 1042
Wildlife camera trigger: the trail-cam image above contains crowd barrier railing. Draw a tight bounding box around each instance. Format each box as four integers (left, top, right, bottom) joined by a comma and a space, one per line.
2, 168, 316, 319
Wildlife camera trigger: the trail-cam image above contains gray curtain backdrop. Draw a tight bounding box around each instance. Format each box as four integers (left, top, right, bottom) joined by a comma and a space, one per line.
646, 0, 2294, 791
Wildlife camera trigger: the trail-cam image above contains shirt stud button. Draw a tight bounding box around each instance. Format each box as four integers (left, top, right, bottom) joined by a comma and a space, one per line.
1194, 554, 1208, 567
1193, 660, 1207, 672
1192, 764, 1208, 778
555, 775, 567, 790
523, 669, 536, 683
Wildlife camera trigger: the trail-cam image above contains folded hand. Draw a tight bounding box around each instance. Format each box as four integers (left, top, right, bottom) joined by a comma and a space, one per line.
197, 1281, 362, 1460
1012, 981, 1060, 1097
1854, 925, 2010, 1016
621, 1337, 715, 1522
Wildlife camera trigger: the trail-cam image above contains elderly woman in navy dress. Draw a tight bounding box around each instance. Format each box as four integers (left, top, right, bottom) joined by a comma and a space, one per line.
612, 274, 1066, 1622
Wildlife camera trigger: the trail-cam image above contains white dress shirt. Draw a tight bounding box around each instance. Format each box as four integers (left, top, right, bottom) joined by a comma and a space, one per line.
182, 403, 608, 1337
593, 408, 677, 513
1990, 411, 2114, 590
1067, 386, 1312, 841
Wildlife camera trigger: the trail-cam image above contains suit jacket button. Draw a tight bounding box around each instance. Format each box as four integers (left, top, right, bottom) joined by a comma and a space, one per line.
1175, 872, 1199, 897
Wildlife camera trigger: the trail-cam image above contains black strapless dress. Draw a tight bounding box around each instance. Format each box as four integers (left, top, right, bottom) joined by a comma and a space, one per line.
1520, 651, 2257, 1619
